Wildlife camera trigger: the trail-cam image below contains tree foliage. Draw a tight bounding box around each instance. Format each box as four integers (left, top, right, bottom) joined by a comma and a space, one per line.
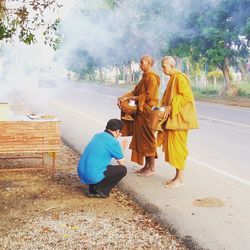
67, 49, 97, 79
0, 0, 61, 48
166, 0, 250, 92
64, 0, 173, 77
60, 0, 250, 91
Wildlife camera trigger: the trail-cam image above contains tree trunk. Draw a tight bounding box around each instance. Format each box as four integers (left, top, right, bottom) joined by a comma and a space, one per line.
220, 57, 238, 96
195, 74, 198, 86
223, 57, 231, 87
186, 58, 191, 77
98, 67, 104, 82
125, 61, 133, 84
238, 64, 246, 81
195, 63, 200, 86
115, 66, 119, 84
122, 65, 126, 81
213, 75, 217, 89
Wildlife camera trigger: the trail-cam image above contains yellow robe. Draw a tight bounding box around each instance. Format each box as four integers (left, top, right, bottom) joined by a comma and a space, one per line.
122, 71, 160, 165
158, 71, 198, 169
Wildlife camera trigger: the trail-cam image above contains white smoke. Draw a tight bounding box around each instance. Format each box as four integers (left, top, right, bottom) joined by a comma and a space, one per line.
57, 0, 222, 71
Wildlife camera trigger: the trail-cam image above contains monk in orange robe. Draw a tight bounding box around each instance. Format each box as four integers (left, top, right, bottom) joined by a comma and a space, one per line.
118, 55, 160, 176
158, 56, 199, 187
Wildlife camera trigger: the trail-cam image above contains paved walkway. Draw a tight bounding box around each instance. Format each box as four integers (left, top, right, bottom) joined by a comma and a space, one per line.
117, 148, 250, 250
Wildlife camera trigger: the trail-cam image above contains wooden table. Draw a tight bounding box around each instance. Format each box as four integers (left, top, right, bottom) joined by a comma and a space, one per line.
0, 115, 61, 174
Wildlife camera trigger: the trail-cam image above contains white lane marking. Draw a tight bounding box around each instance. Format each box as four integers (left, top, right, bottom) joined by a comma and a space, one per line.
197, 101, 250, 112
71, 89, 250, 113
57, 88, 250, 128
71, 87, 249, 114
49, 99, 105, 125
199, 115, 250, 128
72, 87, 117, 99
188, 157, 250, 186
51, 98, 250, 186
71, 88, 250, 127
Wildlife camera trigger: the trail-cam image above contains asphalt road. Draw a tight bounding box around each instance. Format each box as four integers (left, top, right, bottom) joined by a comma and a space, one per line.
30, 81, 250, 184
18, 81, 250, 249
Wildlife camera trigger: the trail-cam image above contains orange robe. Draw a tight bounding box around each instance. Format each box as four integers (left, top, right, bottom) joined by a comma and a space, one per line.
158, 71, 198, 169
122, 71, 160, 165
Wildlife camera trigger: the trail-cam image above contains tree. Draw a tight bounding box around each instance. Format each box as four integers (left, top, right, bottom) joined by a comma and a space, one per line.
67, 49, 99, 80
0, 0, 61, 48
59, 0, 174, 71
167, 0, 250, 96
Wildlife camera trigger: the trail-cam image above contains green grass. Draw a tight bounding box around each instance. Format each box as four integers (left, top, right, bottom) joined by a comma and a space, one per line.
192, 81, 250, 98
237, 82, 250, 97
192, 86, 219, 97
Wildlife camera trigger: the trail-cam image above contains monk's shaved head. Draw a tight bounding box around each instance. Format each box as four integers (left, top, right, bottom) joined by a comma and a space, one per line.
162, 56, 176, 67
141, 55, 154, 66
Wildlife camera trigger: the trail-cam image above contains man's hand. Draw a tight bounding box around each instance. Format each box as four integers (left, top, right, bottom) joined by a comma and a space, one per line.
117, 158, 125, 166
117, 139, 127, 166
120, 138, 128, 151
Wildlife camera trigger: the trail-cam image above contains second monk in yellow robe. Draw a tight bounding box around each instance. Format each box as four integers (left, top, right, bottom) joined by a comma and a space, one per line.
158, 56, 198, 187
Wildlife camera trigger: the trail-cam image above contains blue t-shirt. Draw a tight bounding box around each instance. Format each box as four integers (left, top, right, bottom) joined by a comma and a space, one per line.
77, 132, 124, 184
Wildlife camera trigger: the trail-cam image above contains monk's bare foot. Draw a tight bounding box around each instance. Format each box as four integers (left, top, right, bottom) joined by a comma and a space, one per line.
137, 169, 154, 177
134, 166, 147, 174
164, 178, 176, 185
164, 180, 184, 188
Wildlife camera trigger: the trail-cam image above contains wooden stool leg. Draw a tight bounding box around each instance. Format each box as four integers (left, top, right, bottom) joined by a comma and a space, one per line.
51, 152, 56, 175
42, 153, 45, 166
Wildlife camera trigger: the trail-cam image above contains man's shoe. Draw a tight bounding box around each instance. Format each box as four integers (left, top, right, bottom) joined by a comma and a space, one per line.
97, 191, 109, 198
85, 190, 109, 198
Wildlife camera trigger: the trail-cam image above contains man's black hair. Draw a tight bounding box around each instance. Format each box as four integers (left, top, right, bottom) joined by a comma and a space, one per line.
106, 119, 123, 131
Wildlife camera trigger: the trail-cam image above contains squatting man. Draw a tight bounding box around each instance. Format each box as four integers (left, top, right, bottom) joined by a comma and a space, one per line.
77, 119, 127, 198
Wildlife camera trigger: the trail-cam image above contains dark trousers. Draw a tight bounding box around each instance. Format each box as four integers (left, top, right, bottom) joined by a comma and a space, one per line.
89, 165, 127, 195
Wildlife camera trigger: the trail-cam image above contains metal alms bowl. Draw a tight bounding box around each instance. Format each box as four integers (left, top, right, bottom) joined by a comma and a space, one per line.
120, 99, 137, 114
128, 99, 136, 106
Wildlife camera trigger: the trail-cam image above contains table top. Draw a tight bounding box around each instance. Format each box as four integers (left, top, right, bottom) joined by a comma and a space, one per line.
0, 114, 60, 122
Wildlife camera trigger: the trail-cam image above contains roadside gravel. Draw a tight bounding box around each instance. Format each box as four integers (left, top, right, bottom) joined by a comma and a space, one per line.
0, 144, 187, 250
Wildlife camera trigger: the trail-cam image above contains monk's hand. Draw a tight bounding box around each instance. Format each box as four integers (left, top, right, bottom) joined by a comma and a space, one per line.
163, 106, 172, 119
165, 106, 172, 115
117, 97, 123, 108
129, 96, 138, 101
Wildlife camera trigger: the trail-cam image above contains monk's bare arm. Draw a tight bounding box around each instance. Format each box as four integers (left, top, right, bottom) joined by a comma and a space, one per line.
119, 91, 134, 100
117, 85, 138, 107
119, 83, 140, 100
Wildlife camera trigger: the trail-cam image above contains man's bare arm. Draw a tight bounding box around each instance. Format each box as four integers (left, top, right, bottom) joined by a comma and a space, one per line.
117, 139, 128, 165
